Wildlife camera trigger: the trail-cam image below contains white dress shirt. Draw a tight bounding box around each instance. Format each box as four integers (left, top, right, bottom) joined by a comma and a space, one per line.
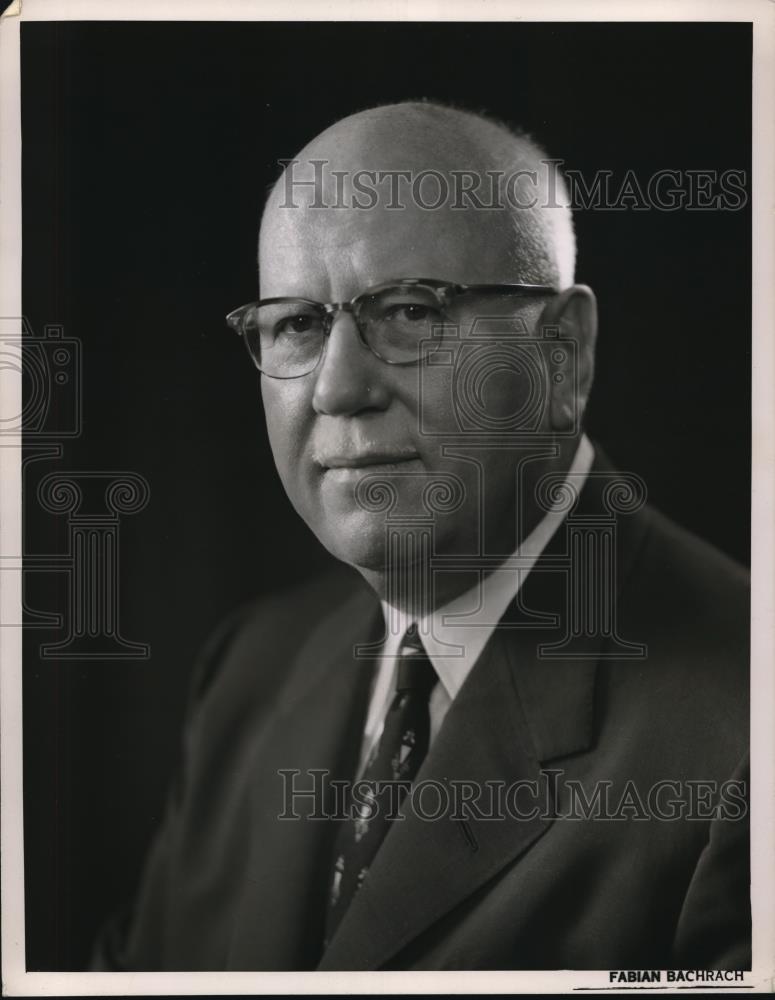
356, 434, 595, 777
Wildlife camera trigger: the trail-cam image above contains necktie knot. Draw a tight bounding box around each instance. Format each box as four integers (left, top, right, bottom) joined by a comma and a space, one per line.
395, 627, 437, 694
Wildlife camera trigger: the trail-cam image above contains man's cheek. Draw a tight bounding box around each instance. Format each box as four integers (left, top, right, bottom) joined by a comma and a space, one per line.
415, 369, 460, 435
262, 392, 307, 469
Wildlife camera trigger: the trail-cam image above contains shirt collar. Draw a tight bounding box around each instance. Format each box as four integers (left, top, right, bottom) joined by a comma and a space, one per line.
380, 434, 595, 701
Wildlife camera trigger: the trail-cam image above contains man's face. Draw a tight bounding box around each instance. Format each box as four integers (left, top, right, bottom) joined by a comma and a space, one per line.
258, 185, 554, 573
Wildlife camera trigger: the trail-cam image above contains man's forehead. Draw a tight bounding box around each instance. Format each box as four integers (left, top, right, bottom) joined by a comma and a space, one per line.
259, 195, 515, 297
259, 150, 519, 291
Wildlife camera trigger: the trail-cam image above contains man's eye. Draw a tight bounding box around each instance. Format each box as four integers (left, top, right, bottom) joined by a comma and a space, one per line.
383, 304, 436, 323
276, 314, 319, 335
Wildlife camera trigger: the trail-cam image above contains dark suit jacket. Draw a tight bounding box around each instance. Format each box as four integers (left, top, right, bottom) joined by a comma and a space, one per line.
92, 454, 750, 971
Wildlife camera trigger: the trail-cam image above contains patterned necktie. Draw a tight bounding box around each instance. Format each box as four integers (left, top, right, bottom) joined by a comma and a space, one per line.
325, 624, 438, 945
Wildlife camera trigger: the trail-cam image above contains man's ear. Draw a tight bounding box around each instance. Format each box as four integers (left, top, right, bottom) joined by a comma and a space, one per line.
538, 284, 598, 433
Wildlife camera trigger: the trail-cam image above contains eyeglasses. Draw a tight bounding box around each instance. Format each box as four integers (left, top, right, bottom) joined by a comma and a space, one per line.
225, 277, 557, 379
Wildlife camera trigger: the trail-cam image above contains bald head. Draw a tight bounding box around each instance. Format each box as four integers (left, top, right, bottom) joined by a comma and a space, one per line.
260, 101, 575, 293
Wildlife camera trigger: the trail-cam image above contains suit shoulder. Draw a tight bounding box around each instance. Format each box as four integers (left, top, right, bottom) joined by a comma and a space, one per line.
186, 561, 373, 709
631, 505, 748, 618
239, 560, 374, 641
614, 505, 749, 759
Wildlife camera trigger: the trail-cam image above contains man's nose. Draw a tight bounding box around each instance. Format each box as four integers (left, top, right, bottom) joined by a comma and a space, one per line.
311, 313, 390, 415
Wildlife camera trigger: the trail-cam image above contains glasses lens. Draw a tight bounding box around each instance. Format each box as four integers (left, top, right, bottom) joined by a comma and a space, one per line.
247, 301, 326, 377
358, 284, 447, 363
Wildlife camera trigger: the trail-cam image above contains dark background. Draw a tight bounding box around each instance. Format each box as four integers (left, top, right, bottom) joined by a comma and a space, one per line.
20, 21, 751, 970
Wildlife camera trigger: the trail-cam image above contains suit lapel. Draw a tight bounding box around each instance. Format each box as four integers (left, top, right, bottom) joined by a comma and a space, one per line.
318, 621, 581, 971
225, 582, 382, 970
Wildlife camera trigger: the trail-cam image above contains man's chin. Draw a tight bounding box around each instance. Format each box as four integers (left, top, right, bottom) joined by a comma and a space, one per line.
317, 520, 392, 574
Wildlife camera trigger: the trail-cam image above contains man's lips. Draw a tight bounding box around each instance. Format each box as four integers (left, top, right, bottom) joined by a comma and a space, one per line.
316, 450, 421, 470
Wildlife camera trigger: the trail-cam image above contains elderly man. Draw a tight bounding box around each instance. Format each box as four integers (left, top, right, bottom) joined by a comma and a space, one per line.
93, 101, 749, 972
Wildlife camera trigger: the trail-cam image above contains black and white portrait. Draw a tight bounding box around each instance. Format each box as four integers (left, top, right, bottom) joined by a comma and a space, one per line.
3, 3, 773, 994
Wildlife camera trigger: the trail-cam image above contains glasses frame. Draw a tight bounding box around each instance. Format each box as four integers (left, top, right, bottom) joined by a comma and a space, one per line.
225, 277, 558, 379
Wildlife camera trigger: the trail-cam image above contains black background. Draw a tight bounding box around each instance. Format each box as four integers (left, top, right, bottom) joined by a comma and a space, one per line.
20, 21, 751, 969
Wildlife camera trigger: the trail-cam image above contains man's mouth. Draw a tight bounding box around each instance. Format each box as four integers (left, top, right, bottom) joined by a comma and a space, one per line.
316, 449, 421, 471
